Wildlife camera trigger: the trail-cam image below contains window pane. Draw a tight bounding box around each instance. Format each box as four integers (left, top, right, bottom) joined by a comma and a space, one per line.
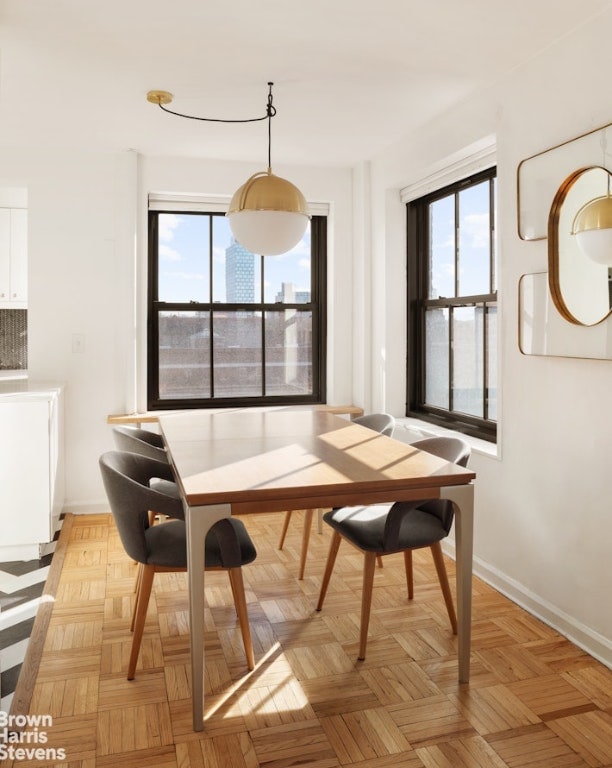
429, 197, 455, 299
265, 310, 313, 396
425, 308, 449, 408
458, 181, 490, 296
452, 306, 484, 418
213, 216, 260, 303
487, 305, 497, 420
264, 226, 312, 303
212, 312, 262, 397
158, 311, 210, 399
158, 214, 210, 302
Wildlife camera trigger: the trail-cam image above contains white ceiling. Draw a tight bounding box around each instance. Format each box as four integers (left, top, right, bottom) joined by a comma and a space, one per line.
1, 0, 611, 168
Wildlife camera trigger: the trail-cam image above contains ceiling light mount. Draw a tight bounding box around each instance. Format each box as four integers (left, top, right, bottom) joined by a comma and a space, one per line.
146, 82, 309, 255
146, 90, 173, 106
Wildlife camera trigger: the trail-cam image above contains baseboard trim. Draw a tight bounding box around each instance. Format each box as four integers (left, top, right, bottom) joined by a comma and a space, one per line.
444, 541, 612, 669
62, 501, 109, 515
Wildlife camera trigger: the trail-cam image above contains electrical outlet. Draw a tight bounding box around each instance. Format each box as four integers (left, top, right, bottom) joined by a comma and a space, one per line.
72, 334, 86, 353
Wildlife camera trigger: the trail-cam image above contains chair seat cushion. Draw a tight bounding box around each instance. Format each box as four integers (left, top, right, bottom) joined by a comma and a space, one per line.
145, 517, 257, 568
323, 503, 447, 554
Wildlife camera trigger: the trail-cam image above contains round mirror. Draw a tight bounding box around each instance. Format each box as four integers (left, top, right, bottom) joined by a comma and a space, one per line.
548, 166, 612, 326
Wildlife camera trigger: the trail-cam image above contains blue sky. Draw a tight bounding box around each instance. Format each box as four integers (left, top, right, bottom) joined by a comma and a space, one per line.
157, 213, 312, 303
429, 179, 495, 298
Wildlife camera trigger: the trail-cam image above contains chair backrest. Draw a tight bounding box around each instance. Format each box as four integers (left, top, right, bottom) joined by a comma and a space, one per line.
99, 450, 182, 563
409, 436, 471, 532
353, 413, 395, 437
410, 436, 470, 468
112, 426, 168, 462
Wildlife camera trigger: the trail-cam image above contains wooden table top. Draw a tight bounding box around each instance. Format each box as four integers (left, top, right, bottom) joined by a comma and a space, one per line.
159, 409, 475, 515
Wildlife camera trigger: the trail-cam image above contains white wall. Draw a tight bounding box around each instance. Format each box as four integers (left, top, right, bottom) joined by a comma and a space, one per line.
364, 9, 612, 664
0, 149, 353, 509
0, 149, 135, 507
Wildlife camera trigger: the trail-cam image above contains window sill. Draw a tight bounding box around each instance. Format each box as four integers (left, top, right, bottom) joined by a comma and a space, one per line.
393, 416, 499, 460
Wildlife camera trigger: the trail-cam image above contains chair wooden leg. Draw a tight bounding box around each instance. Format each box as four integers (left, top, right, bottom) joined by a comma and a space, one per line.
298, 508, 315, 580
358, 552, 378, 661
130, 563, 143, 631
430, 542, 457, 634
278, 510, 292, 549
316, 508, 327, 534
128, 564, 154, 680
376, 556, 384, 568
227, 567, 255, 671
316, 531, 342, 611
404, 549, 414, 600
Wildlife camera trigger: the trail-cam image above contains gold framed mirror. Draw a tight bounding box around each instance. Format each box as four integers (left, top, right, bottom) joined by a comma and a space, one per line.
548, 165, 612, 326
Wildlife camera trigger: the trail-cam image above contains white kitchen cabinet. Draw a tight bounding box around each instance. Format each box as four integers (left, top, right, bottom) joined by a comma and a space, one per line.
0, 207, 28, 308
0, 383, 64, 559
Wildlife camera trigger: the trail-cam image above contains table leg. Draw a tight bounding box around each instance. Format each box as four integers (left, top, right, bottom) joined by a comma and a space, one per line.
185, 502, 232, 732
440, 482, 474, 684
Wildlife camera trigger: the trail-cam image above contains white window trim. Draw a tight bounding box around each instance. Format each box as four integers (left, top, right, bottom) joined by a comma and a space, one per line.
148, 192, 329, 217
400, 135, 497, 204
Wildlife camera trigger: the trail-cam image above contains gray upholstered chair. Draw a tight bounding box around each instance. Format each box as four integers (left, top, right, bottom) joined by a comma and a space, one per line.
112, 425, 179, 504
352, 412, 396, 436
277, 413, 396, 579
316, 435, 470, 660
112, 425, 167, 460
99, 450, 257, 679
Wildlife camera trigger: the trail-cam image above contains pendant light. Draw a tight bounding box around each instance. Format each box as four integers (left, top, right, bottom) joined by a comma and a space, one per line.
572, 189, 612, 266
147, 83, 309, 255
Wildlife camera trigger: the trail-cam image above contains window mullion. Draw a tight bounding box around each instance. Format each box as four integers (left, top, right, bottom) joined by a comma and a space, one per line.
489, 179, 496, 294
209, 216, 215, 399
448, 306, 454, 414
261, 310, 267, 398
482, 303, 488, 421
454, 192, 459, 298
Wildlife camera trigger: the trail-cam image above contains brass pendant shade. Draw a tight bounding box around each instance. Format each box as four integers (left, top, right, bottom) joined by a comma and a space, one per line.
228, 170, 309, 216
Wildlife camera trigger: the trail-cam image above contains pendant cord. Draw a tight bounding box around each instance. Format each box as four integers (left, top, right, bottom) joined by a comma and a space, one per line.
155, 82, 277, 129
267, 82, 273, 172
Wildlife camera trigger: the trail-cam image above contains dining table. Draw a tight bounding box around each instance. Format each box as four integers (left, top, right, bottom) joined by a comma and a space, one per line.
159, 406, 476, 731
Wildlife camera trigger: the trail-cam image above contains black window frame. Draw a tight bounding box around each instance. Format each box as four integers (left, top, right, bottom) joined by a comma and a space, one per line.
406, 167, 497, 442
147, 211, 327, 410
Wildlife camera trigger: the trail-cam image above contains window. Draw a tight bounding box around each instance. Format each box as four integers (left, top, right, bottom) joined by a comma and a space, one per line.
406, 167, 497, 441
147, 211, 326, 409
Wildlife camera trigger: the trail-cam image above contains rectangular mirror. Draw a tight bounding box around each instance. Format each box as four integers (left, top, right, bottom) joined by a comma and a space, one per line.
517, 121, 612, 241
519, 272, 612, 359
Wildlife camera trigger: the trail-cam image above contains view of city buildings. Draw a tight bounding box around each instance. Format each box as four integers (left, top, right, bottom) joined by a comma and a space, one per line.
225, 238, 311, 304
157, 232, 313, 400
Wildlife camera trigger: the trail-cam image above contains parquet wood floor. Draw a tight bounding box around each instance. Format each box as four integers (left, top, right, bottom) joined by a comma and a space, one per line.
3, 511, 611, 767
